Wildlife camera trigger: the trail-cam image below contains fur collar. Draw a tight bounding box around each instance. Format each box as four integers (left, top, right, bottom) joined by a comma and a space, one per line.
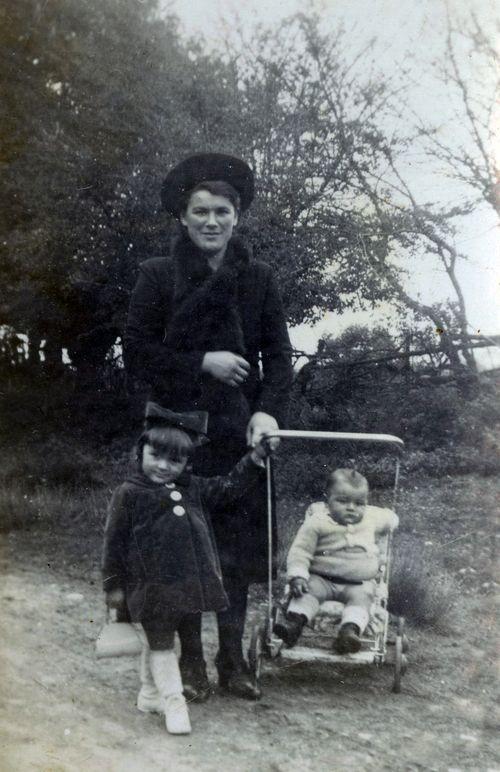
163, 234, 250, 356
172, 233, 250, 302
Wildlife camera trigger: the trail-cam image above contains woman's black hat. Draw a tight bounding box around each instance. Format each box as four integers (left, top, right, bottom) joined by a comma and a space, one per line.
144, 402, 209, 446
161, 153, 255, 217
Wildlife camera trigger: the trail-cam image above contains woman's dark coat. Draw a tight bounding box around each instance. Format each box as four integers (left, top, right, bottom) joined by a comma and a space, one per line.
124, 235, 293, 582
102, 454, 264, 621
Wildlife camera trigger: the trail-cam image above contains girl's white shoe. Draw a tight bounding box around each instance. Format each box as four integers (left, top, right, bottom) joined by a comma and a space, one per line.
149, 649, 191, 734
164, 693, 191, 735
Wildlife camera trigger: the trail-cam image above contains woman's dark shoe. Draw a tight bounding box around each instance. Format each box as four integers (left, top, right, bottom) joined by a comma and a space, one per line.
274, 611, 306, 648
219, 667, 262, 700
335, 623, 362, 654
180, 661, 211, 703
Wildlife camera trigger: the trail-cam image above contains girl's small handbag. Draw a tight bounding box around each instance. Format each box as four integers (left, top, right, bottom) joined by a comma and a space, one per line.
95, 610, 143, 658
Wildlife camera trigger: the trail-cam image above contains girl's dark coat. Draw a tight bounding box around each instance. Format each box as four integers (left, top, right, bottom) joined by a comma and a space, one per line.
102, 454, 264, 621
124, 235, 293, 582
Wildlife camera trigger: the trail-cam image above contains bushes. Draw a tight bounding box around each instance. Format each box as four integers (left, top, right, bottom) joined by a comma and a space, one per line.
1, 439, 105, 492
388, 534, 459, 631
274, 439, 500, 501
277, 384, 500, 496
293, 377, 500, 453
293, 326, 500, 465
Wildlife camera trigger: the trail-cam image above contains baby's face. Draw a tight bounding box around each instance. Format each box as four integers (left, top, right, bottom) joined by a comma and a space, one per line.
142, 443, 188, 484
327, 481, 368, 525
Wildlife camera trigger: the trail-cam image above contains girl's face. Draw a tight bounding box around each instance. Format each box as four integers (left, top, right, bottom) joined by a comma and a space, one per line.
327, 481, 368, 526
180, 189, 238, 254
142, 443, 188, 484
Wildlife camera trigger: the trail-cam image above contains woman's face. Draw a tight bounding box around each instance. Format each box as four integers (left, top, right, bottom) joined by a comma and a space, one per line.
180, 189, 239, 254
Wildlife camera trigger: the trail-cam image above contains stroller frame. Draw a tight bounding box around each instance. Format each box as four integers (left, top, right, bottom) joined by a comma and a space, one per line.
248, 430, 409, 693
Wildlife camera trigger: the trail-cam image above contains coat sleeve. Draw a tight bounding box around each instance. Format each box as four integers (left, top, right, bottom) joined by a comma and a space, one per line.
102, 485, 132, 593
286, 514, 320, 581
123, 260, 205, 389
198, 453, 265, 513
253, 269, 293, 427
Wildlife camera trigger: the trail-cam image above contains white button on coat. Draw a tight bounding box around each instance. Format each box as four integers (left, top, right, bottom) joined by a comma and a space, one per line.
170, 490, 182, 501
173, 505, 185, 517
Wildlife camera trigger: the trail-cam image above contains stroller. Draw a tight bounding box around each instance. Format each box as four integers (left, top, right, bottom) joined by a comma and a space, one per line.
248, 430, 409, 693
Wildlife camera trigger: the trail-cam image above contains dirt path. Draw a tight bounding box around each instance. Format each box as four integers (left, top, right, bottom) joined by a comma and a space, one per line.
0, 530, 498, 772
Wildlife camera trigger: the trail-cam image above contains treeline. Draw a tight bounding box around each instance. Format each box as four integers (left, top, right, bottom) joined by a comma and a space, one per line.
1, 0, 499, 474
2, 1, 497, 381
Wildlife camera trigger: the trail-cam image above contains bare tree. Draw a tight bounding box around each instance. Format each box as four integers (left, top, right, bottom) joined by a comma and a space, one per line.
418, 9, 499, 216
225, 11, 497, 381
344, 8, 499, 378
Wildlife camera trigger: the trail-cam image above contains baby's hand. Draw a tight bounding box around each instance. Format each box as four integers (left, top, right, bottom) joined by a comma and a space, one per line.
105, 588, 126, 610
290, 577, 309, 598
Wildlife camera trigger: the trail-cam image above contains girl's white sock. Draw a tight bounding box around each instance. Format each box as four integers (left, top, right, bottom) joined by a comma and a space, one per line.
150, 649, 183, 697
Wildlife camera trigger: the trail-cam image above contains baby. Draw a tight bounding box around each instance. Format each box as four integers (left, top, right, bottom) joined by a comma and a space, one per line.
275, 468, 398, 653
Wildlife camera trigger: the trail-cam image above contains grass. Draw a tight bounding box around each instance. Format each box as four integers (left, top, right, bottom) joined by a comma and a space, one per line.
0, 483, 109, 535
0, 486, 41, 532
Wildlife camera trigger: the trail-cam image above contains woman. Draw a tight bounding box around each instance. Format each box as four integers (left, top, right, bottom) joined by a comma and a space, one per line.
124, 153, 293, 700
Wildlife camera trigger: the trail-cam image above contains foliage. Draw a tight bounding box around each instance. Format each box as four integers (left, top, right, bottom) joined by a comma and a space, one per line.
291, 324, 500, 451
388, 534, 458, 630
229, 15, 404, 324
1, 3, 496, 413
0, 0, 249, 372
0, 5, 415, 376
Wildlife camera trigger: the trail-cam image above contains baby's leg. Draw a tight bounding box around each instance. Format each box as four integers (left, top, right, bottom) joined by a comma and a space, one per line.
276, 575, 336, 647
338, 581, 375, 635
288, 574, 337, 624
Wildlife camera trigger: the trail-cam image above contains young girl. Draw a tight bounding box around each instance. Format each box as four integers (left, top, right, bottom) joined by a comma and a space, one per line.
102, 402, 268, 735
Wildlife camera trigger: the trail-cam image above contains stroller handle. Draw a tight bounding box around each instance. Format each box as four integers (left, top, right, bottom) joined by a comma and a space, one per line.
262, 429, 404, 451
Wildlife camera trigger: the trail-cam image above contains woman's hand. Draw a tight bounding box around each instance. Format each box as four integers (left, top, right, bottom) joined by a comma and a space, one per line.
250, 436, 275, 466
202, 351, 250, 387
246, 412, 280, 450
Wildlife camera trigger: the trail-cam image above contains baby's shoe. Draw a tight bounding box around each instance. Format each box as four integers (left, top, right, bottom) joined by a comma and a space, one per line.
274, 611, 306, 647
335, 623, 362, 654
164, 693, 191, 735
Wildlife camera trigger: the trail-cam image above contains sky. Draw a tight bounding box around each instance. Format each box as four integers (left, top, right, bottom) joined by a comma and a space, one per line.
166, 0, 499, 362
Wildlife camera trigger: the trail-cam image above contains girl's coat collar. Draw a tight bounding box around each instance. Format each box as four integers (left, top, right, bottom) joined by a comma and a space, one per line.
127, 470, 192, 489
